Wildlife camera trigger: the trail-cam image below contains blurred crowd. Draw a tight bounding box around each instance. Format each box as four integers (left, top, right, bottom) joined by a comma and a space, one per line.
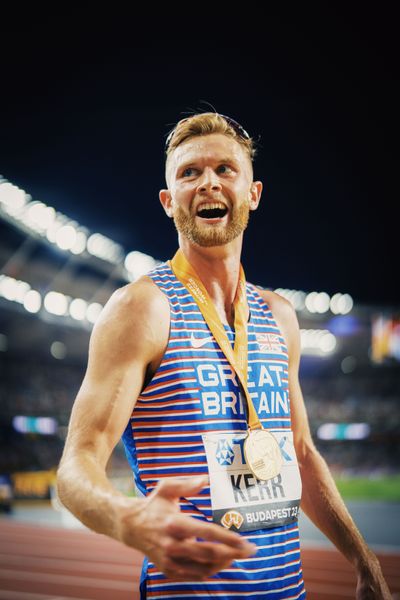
0, 354, 399, 477
0, 356, 83, 475
302, 371, 400, 475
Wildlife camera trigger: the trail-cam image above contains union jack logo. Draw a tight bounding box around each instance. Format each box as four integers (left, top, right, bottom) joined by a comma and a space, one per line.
256, 333, 281, 353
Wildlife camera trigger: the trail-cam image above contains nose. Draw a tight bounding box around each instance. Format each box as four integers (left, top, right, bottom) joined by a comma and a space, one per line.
196, 167, 222, 194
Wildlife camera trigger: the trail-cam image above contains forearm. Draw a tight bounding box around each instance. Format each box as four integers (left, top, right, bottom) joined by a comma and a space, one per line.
56, 451, 142, 541
299, 447, 377, 570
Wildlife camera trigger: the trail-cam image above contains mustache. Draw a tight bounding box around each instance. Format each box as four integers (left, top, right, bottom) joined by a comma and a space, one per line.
186, 198, 252, 214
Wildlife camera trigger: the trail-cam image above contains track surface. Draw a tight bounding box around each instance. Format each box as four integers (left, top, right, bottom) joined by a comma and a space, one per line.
0, 520, 399, 599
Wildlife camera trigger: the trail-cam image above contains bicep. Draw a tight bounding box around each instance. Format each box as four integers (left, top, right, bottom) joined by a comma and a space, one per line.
289, 367, 316, 465
66, 353, 146, 467
285, 306, 316, 464
62, 281, 166, 468
265, 290, 315, 463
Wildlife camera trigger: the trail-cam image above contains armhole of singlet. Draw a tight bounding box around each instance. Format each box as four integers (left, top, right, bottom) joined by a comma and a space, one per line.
246, 282, 290, 357
139, 274, 172, 394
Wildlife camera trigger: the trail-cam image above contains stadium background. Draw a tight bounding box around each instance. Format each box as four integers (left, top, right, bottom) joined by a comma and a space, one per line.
0, 8, 399, 598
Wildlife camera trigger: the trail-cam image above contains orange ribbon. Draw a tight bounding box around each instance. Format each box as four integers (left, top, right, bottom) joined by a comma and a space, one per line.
169, 248, 262, 430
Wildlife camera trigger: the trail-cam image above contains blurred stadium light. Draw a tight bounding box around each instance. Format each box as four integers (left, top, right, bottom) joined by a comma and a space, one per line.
317, 423, 371, 440
0, 176, 159, 282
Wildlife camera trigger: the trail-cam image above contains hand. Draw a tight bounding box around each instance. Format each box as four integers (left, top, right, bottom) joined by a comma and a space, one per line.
117, 475, 257, 581
356, 557, 392, 599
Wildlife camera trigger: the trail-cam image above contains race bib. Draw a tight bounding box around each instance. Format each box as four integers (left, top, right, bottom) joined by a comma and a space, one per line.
202, 430, 302, 532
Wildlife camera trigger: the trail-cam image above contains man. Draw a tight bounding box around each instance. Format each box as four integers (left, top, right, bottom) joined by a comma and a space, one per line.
57, 112, 391, 599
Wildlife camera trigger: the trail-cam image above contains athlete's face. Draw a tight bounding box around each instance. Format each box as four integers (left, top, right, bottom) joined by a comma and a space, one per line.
160, 134, 262, 247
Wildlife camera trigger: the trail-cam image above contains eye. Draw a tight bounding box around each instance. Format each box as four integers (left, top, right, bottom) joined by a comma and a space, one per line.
217, 164, 232, 173
182, 167, 197, 177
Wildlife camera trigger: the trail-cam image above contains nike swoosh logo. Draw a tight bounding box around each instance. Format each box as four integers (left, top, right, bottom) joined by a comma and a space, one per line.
190, 333, 214, 348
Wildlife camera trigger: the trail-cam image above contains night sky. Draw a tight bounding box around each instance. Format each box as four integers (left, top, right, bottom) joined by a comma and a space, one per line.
1, 10, 397, 306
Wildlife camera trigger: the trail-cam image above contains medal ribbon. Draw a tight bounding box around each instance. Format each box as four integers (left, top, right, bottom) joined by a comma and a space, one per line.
169, 248, 262, 430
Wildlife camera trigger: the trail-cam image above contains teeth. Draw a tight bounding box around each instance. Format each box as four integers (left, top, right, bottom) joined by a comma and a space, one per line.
197, 202, 227, 212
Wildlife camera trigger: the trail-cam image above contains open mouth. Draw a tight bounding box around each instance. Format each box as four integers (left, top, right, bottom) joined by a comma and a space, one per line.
196, 203, 228, 220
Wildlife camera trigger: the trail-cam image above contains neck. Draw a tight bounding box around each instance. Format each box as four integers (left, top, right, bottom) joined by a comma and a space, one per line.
178, 235, 244, 325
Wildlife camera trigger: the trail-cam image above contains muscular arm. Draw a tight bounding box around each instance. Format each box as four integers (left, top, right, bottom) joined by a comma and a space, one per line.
57, 277, 255, 580
262, 291, 391, 599
57, 278, 161, 537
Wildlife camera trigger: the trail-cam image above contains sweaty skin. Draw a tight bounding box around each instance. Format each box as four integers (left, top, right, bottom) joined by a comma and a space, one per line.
57, 132, 391, 597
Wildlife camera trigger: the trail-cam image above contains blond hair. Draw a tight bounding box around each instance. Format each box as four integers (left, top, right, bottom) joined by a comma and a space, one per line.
165, 112, 257, 163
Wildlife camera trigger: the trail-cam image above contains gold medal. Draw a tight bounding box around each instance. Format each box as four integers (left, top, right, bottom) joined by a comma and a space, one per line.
169, 249, 283, 481
244, 428, 283, 481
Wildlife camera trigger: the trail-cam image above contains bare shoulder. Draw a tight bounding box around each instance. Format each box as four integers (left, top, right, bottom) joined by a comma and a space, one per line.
256, 288, 297, 322
104, 274, 169, 320
90, 274, 170, 365
254, 287, 301, 362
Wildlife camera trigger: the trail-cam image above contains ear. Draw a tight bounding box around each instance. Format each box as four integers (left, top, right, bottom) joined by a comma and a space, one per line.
249, 180, 263, 211
159, 189, 174, 218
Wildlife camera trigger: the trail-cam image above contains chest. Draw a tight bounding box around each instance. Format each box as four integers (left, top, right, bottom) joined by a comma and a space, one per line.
153, 304, 291, 425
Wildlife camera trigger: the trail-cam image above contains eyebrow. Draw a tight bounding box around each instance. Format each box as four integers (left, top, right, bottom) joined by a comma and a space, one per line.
176, 157, 240, 172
